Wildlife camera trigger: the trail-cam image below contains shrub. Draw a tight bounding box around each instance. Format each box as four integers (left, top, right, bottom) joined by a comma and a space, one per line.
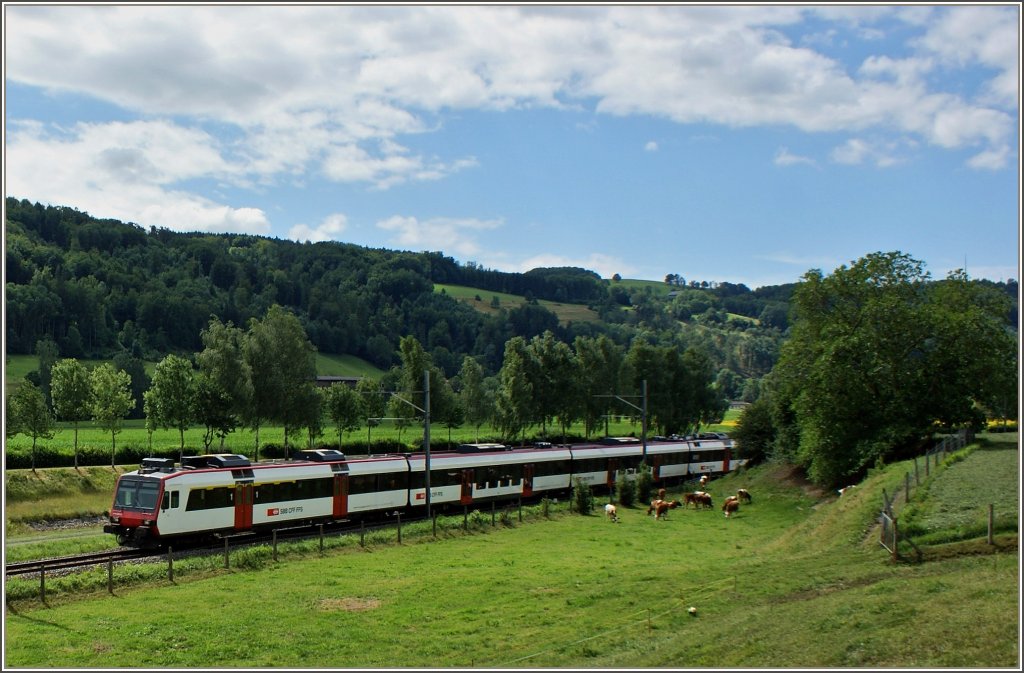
572, 477, 595, 515
635, 463, 654, 503
615, 473, 636, 507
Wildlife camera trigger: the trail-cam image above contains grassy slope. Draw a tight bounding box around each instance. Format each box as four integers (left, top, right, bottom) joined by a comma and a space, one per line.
4, 436, 1018, 668
434, 283, 601, 324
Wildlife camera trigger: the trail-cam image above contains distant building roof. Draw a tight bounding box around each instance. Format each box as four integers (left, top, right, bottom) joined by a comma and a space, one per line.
315, 375, 362, 388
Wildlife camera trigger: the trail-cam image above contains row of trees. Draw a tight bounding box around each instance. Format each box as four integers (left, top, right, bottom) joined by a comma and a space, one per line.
731, 252, 1018, 487
6, 361, 132, 470
7, 303, 729, 468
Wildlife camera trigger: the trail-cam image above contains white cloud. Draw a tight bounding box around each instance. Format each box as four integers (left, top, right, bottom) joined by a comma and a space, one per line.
774, 147, 816, 167
375, 215, 503, 256
645, 141, 659, 152
502, 252, 634, 280
830, 137, 903, 168
289, 213, 349, 243
5, 118, 270, 234
3, 3, 1016, 234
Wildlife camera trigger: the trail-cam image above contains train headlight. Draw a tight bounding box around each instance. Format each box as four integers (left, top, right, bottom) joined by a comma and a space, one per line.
143, 519, 154, 526
110, 516, 120, 524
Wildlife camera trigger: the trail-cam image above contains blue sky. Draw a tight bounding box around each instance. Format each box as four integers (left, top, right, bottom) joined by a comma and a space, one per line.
4, 3, 1020, 289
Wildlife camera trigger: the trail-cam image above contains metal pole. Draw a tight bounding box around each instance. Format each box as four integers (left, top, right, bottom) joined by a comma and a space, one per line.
397, 512, 402, 544
167, 546, 174, 582
424, 369, 432, 520
319, 524, 324, 553
224, 538, 230, 568
40, 569, 45, 603
641, 379, 648, 463
108, 560, 114, 594
272, 530, 278, 561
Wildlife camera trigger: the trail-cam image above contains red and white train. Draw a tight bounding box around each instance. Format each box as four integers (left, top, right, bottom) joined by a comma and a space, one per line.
104, 435, 744, 548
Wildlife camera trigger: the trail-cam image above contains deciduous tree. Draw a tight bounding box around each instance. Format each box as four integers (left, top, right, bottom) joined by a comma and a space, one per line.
90, 363, 134, 466
50, 358, 92, 469
8, 381, 55, 472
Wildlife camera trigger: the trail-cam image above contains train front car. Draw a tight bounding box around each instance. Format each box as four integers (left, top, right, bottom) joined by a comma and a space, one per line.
105, 457, 172, 547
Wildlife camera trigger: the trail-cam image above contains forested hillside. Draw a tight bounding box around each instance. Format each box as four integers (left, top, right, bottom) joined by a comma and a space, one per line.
4, 197, 809, 399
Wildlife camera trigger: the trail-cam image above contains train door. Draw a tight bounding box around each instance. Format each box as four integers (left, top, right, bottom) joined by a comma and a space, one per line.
606, 458, 618, 488
332, 474, 349, 518
460, 469, 474, 505
234, 482, 253, 530
722, 447, 731, 473
523, 464, 535, 497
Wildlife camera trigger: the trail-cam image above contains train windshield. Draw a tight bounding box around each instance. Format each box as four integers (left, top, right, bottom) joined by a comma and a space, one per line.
113, 478, 160, 512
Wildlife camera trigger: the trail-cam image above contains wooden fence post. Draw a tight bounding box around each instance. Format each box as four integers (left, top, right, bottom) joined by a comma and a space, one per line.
987, 504, 994, 545
397, 512, 402, 544
905, 472, 911, 504
39, 569, 45, 603
107, 560, 114, 594
914, 457, 920, 486
167, 546, 174, 582
319, 524, 325, 553
272, 529, 278, 561
492, 501, 496, 527
360, 520, 365, 547
224, 538, 230, 568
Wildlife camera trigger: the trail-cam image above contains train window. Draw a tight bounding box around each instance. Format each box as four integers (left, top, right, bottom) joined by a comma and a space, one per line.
428, 470, 462, 488
171, 491, 179, 508
185, 487, 233, 511
349, 474, 378, 495
162, 492, 170, 510
115, 479, 161, 512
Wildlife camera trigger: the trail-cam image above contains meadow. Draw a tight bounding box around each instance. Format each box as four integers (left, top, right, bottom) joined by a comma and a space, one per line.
3, 433, 1018, 668
434, 283, 601, 324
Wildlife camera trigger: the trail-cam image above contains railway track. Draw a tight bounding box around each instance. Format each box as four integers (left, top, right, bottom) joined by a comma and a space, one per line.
4, 514, 418, 580
5, 548, 158, 576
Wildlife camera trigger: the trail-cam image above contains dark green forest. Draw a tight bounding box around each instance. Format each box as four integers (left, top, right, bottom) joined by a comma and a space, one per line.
4, 196, 820, 400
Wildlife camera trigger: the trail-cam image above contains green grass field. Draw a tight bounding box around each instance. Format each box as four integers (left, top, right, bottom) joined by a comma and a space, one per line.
435, 283, 601, 324
7, 403, 737, 474
3, 434, 1018, 668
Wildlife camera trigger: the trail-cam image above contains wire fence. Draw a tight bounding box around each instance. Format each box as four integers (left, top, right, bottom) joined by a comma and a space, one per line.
879, 429, 976, 561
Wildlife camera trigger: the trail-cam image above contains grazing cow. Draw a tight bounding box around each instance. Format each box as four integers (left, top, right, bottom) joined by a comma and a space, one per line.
657, 488, 667, 501
604, 503, 620, 522
723, 499, 740, 518
736, 488, 752, 503
699, 474, 709, 489
647, 499, 681, 520
696, 493, 713, 510
682, 493, 701, 509
838, 484, 857, 497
